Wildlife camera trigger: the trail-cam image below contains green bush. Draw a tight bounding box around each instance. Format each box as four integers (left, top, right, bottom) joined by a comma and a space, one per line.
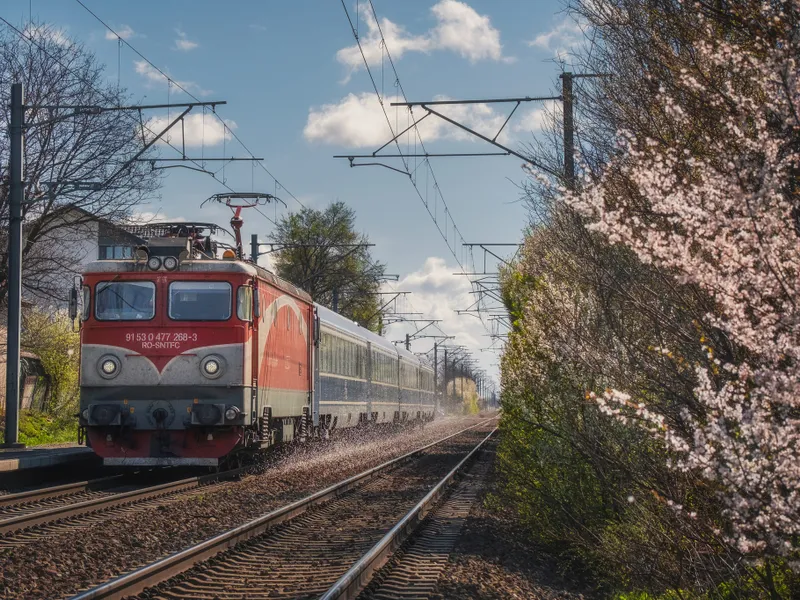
18, 410, 77, 446
22, 308, 80, 415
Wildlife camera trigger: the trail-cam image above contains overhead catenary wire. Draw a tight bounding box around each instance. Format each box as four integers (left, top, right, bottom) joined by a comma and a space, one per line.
0, 16, 244, 204
72, 0, 306, 210
339, 0, 496, 347
339, 0, 469, 272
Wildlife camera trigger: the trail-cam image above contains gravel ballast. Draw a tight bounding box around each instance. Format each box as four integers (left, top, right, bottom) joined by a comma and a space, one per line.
431, 445, 593, 600
0, 415, 494, 600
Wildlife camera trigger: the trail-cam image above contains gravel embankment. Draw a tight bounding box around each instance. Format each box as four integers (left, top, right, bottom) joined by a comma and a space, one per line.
0, 414, 495, 600
431, 445, 593, 600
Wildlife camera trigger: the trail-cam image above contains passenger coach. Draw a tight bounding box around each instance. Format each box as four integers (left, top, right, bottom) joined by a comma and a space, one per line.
315, 305, 435, 429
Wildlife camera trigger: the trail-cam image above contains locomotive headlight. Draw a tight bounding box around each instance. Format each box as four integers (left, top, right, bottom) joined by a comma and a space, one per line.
224, 406, 240, 421
98, 355, 120, 379
146, 256, 162, 271
82, 409, 89, 420
163, 256, 179, 271
204, 360, 219, 375
201, 355, 224, 379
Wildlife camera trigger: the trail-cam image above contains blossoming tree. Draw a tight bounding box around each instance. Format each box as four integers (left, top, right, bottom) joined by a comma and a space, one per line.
568, 0, 800, 557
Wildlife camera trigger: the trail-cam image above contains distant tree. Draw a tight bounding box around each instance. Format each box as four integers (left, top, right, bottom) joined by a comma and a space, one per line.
272, 201, 385, 331
0, 22, 160, 305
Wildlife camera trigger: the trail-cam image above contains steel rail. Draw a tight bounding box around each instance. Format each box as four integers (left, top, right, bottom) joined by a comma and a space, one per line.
0, 474, 125, 509
69, 418, 497, 600
0, 468, 245, 536
319, 427, 497, 600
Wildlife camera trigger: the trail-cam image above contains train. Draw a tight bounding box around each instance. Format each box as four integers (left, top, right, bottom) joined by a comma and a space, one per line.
74, 224, 436, 467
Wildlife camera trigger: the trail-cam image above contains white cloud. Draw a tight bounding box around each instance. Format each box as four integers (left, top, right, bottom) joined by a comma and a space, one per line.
513, 101, 561, 134
23, 23, 69, 47
304, 93, 395, 147
430, 0, 507, 62
135, 60, 169, 84
105, 25, 135, 40
133, 60, 212, 96
336, 16, 430, 75
383, 257, 501, 378
528, 17, 586, 59
146, 112, 236, 148
174, 29, 198, 51
126, 210, 186, 224
337, 0, 511, 80
304, 92, 544, 148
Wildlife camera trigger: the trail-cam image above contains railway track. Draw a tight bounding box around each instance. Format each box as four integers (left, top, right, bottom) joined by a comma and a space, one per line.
0, 468, 246, 546
0, 474, 127, 519
355, 442, 495, 600
69, 419, 496, 600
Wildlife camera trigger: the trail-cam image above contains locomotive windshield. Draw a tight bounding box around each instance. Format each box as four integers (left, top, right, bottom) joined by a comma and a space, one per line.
168, 281, 232, 321
95, 281, 156, 321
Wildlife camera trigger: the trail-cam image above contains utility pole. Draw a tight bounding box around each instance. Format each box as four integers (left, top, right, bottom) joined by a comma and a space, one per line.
251, 233, 258, 264
332, 288, 339, 312
443, 349, 448, 412
405, 333, 410, 351
4, 83, 25, 448
561, 72, 575, 190
459, 362, 464, 405
433, 342, 438, 413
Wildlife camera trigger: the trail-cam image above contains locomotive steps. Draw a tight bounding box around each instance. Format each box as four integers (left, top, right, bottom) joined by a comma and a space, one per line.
68, 419, 497, 600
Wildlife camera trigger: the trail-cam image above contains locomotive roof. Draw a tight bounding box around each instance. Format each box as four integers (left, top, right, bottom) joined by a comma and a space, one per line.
82, 259, 312, 303
316, 303, 431, 371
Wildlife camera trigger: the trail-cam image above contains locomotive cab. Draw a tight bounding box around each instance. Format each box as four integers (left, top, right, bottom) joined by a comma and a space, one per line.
76, 224, 314, 466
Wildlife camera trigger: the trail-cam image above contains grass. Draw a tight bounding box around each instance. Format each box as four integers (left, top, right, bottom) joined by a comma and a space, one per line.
15, 410, 79, 446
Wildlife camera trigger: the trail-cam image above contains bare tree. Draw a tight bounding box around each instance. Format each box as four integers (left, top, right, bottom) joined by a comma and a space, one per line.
0, 23, 160, 304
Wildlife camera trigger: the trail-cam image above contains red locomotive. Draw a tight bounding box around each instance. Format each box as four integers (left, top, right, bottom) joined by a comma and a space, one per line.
75, 223, 435, 466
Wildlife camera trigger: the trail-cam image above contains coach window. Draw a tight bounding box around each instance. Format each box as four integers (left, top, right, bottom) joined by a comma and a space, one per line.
95, 281, 155, 321
169, 281, 231, 321
237, 286, 253, 321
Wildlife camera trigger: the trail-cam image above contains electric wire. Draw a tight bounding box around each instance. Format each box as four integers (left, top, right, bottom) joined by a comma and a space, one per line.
340, 0, 468, 271
72, 0, 306, 210
340, 1, 495, 348
0, 16, 242, 203
364, 2, 504, 342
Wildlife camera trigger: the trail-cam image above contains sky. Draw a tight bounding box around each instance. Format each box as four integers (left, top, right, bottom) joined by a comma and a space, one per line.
3, 0, 583, 385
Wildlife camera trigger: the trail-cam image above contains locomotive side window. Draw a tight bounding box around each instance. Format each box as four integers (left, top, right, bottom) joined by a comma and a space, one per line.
237, 286, 253, 321
95, 281, 155, 321
169, 281, 231, 321
82, 285, 91, 321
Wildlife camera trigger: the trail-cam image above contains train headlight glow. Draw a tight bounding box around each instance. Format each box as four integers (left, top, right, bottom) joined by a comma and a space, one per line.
225, 406, 240, 421
146, 256, 162, 271
82, 409, 89, 420
163, 256, 179, 271
201, 356, 224, 379
98, 355, 120, 379
204, 360, 219, 375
